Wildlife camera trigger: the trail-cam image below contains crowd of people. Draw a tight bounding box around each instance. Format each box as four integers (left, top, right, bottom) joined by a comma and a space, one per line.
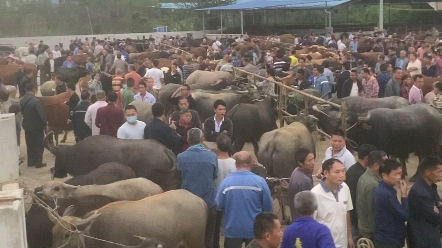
3, 30, 442, 248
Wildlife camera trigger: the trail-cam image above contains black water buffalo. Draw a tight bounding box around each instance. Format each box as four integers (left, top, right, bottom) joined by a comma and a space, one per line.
346, 104, 442, 177
226, 97, 277, 154
192, 90, 249, 121
44, 132, 177, 191
55, 67, 88, 84
257, 114, 318, 179
27, 194, 114, 248
312, 96, 410, 135
64, 162, 136, 185
27, 162, 135, 248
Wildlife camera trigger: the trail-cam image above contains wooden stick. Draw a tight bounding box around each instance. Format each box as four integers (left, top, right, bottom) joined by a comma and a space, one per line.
161, 43, 193, 56
233, 67, 341, 109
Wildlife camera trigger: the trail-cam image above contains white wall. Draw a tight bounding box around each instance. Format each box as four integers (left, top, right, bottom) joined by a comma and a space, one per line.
0, 114, 26, 248
0, 114, 19, 183
0, 31, 209, 50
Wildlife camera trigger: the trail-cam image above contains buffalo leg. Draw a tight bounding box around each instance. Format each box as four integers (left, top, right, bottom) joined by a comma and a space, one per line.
399, 157, 408, 179
232, 140, 245, 154
60, 131, 69, 143
252, 142, 259, 157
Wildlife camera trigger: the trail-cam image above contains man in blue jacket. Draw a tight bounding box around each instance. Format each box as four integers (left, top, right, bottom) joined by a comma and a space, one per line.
216, 151, 273, 248
177, 128, 218, 248
407, 156, 442, 248
313, 65, 331, 99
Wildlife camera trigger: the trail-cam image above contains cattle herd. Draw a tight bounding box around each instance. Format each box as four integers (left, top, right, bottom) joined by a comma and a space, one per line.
1, 28, 442, 247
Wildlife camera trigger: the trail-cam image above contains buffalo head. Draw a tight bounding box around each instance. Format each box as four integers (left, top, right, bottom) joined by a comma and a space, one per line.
40, 181, 79, 199
49, 211, 100, 248
286, 113, 319, 133
311, 103, 342, 134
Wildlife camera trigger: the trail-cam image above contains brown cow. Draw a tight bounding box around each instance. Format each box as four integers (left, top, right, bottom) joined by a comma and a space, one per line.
158, 58, 172, 69
422, 76, 442, 96
0, 64, 38, 86
38, 92, 72, 144
188, 47, 206, 59
280, 34, 295, 44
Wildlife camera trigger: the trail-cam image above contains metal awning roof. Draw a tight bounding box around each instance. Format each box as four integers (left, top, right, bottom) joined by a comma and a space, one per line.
196, 0, 351, 10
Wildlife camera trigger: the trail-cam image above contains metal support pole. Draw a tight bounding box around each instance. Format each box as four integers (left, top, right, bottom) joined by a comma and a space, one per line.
379, 0, 384, 30
203, 12, 206, 33
220, 11, 223, 34
240, 10, 244, 35
86, 6, 94, 35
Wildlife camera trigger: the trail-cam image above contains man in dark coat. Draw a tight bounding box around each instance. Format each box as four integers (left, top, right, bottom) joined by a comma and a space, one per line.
407, 157, 442, 248
203, 99, 233, 142
15, 62, 26, 87
144, 102, 185, 150
70, 90, 92, 142
18, 69, 33, 98
95, 91, 125, 137
336, 62, 351, 98
20, 83, 47, 168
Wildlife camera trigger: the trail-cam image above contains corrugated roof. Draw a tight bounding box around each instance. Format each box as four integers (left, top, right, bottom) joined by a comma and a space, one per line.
159, 2, 197, 9
197, 0, 351, 10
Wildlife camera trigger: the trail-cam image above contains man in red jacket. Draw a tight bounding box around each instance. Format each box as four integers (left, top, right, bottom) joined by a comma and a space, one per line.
95, 91, 125, 137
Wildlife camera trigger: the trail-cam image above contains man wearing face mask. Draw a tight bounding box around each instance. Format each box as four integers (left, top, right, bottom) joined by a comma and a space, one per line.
117, 105, 146, 140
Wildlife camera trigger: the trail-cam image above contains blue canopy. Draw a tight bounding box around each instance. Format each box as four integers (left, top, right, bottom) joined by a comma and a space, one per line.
197, 0, 351, 10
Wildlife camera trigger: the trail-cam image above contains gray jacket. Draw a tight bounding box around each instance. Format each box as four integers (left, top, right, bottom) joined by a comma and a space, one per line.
384, 78, 401, 97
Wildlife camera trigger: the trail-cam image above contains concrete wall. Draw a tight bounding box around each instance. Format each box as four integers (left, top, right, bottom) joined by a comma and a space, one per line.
0, 114, 19, 183
0, 31, 213, 50
0, 114, 26, 248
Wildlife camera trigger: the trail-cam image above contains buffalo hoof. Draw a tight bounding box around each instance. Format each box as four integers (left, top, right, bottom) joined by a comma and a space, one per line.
60, 139, 66, 143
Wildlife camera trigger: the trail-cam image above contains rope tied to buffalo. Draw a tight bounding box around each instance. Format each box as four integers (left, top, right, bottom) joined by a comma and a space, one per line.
0, 180, 152, 248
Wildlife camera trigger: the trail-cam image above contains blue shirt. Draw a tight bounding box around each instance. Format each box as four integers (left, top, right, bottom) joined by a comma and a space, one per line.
395, 58, 408, 71
281, 217, 335, 248
62, 60, 76, 68
216, 170, 273, 239
376, 72, 392, 98
177, 145, 218, 208
350, 41, 358, 53
314, 74, 331, 98
323, 68, 334, 85
374, 180, 409, 246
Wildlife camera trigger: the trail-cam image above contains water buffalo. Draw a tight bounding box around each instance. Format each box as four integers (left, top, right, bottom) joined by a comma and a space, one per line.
50, 189, 207, 248
186, 70, 234, 90
192, 90, 250, 121
27, 162, 135, 248
55, 67, 88, 84
226, 97, 277, 154
129, 101, 153, 123
347, 104, 442, 177
257, 114, 317, 179
27, 194, 114, 248
40, 178, 163, 201
44, 132, 177, 191
157, 83, 181, 115
312, 96, 409, 135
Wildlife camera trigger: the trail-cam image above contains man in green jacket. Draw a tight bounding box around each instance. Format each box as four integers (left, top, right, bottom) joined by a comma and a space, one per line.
121, 78, 135, 109
356, 150, 388, 239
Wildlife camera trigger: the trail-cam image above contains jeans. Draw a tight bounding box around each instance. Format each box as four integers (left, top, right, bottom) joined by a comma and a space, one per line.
205, 206, 217, 248
224, 238, 252, 248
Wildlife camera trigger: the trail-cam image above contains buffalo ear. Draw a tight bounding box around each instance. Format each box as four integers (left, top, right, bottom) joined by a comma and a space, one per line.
71, 212, 101, 231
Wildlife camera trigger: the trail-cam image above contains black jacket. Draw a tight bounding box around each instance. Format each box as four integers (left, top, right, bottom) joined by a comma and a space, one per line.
203, 116, 233, 142
20, 93, 47, 131
144, 118, 185, 149
341, 79, 363, 98
18, 75, 31, 98
67, 93, 80, 114
15, 70, 25, 87
170, 109, 202, 129
336, 70, 351, 98
55, 83, 67, 95
187, 95, 197, 110
44, 58, 56, 75
294, 79, 311, 90
70, 100, 92, 141
407, 177, 442, 248
165, 71, 182, 85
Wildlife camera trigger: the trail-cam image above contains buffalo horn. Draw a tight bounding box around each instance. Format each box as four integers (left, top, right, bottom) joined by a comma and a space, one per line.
43, 131, 58, 154
62, 205, 76, 217
62, 183, 79, 190
71, 212, 101, 228
312, 105, 330, 118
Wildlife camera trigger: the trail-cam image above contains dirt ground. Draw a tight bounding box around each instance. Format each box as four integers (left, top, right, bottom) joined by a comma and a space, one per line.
19, 130, 425, 248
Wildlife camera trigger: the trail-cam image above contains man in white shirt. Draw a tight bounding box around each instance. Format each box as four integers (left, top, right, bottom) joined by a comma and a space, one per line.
408, 74, 424, 104
52, 45, 62, 59
338, 41, 347, 51
317, 129, 356, 177
25, 50, 37, 64
134, 81, 156, 103
94, 41, 104, 56
144, 59, 164, 91
212, 38, 222, 52
312, 158, 354, 248
235, 35, 245, 43
407, 52, 422, 77
84, 90, 108, 135
117, 105, 146, 139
